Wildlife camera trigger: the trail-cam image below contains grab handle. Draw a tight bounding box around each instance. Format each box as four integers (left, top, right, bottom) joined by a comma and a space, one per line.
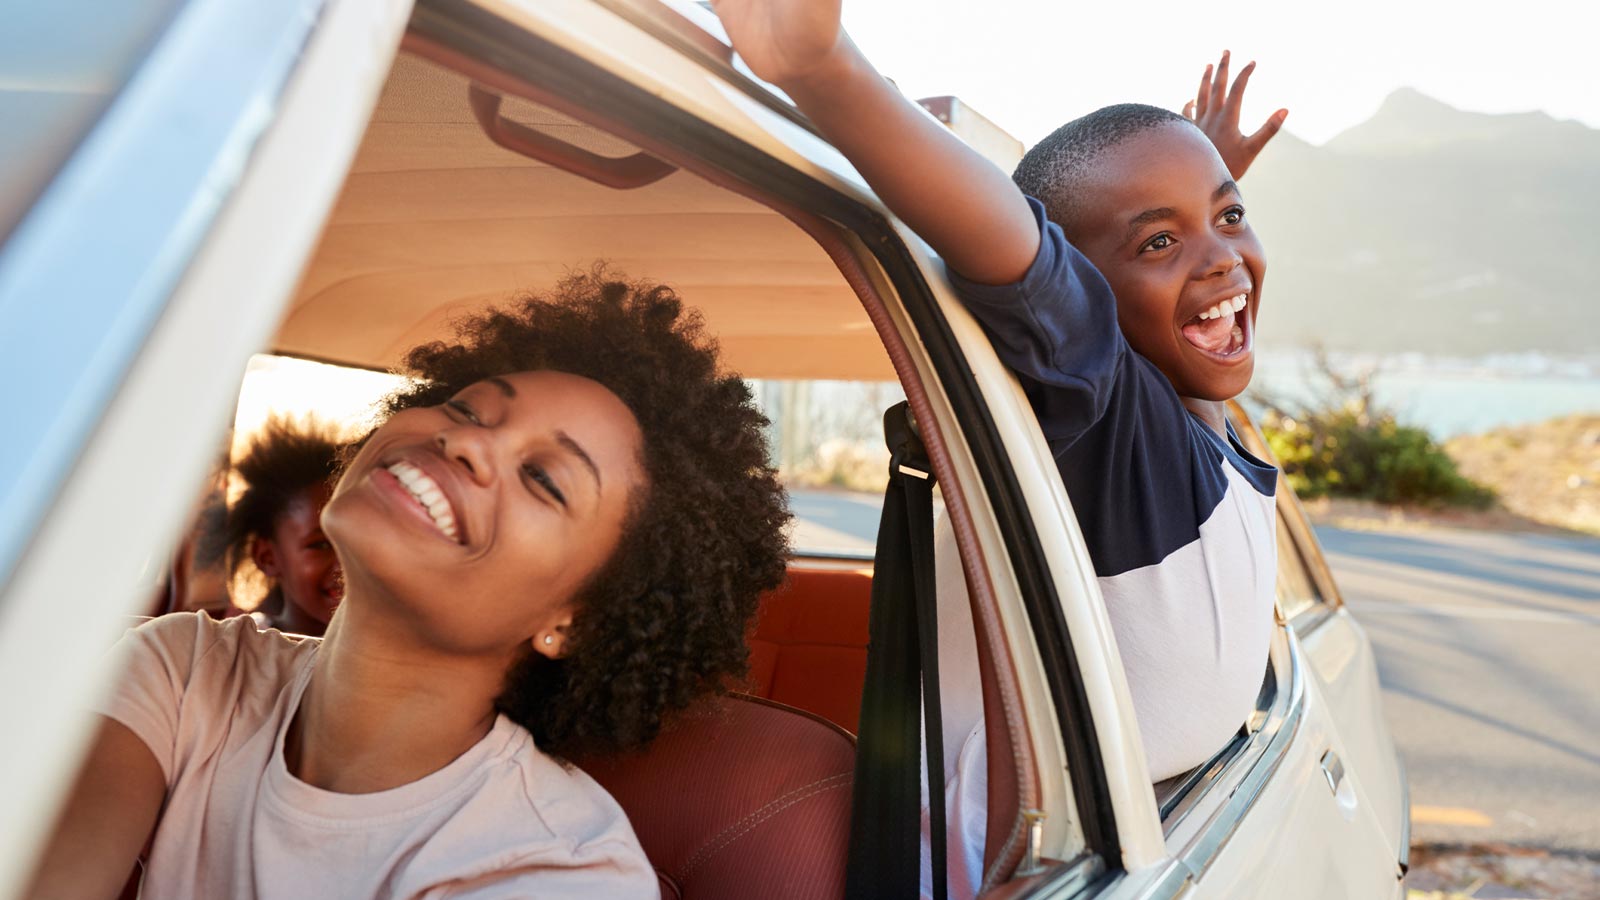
467, 84, 676, 190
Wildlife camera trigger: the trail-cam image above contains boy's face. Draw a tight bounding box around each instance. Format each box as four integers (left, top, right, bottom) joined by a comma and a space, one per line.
1069, 122, 1265, 401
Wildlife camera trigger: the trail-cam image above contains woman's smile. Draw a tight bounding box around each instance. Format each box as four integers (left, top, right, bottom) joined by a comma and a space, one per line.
370, 462, 466, 545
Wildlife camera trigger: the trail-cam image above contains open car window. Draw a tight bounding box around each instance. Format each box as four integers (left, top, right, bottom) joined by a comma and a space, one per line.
753, 377, 907, 558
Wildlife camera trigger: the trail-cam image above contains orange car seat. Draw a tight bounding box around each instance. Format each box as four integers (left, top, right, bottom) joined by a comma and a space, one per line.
745, 566, 872, 733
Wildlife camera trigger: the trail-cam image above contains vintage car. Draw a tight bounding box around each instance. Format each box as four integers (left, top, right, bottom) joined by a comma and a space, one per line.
0, 0, 1409, 897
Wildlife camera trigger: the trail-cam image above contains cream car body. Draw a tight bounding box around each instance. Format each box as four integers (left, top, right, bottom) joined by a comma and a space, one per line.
0, 0, 1407, 897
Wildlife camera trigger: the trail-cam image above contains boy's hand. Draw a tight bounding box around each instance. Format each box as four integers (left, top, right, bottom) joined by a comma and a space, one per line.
710, 0, 846, 89
711, 0, 1038, 283
1183, 50, 1288, 180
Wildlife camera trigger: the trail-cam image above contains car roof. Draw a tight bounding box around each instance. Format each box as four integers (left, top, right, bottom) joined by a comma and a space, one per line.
275, 52, 894, 381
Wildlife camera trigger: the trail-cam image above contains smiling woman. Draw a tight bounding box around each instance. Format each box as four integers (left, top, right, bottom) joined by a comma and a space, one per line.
24, 269, 790, 900
347, 268, 793, 754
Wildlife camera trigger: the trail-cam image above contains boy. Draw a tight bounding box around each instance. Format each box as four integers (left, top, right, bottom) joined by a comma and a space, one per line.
715, 1, 1287, 893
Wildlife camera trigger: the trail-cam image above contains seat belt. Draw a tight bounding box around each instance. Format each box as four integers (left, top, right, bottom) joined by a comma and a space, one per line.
845, 401, 947, 900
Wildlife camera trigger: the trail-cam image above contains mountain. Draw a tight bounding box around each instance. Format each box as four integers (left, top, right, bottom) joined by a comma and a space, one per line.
1324, 88, 1600, 160
1243, 89, 1600, 356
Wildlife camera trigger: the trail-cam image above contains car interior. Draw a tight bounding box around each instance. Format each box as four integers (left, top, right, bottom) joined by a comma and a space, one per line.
107, 20, 1322, 899
113, 45, 1028, 900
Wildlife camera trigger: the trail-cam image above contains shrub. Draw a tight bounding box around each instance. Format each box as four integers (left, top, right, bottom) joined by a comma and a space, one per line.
1262, 406, 1494, 507
1255, 349, 1494, 509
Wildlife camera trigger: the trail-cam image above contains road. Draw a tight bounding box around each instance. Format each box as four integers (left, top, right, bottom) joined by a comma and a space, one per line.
1316, 526, 1600, 854
790, 489, 1600, 853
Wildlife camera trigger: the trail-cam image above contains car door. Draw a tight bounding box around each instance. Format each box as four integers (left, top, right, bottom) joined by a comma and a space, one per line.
0, 0, 412, 895
1233, 409, 1412, 877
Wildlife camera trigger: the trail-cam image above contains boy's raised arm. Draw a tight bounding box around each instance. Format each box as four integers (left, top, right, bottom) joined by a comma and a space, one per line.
713, 0, 1040, 285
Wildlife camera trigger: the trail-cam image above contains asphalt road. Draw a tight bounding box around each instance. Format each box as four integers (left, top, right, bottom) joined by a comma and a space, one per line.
1315, 526, 1600, 854
790, 489, 1600, 853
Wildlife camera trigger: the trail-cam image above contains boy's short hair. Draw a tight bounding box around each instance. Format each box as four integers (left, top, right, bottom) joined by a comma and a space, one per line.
1013, 103, 1195, 235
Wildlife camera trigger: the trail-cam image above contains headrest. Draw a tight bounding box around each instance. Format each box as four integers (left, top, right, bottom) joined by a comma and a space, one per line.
575, 694, 855, 900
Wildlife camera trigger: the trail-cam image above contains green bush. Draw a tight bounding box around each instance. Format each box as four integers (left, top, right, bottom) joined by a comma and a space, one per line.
1261, 403, 1494, 508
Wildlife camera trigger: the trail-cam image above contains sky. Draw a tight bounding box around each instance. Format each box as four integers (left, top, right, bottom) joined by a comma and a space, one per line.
839, 0, 1600, 146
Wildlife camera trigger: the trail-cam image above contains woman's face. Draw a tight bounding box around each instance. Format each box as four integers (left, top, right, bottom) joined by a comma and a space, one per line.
322, 370, 645, 657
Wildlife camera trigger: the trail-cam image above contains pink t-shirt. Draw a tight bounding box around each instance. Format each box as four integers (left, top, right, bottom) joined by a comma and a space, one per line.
97, 612, 658, 899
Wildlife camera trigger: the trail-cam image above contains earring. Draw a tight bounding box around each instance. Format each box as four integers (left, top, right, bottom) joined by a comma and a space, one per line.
543, 635, 554, 646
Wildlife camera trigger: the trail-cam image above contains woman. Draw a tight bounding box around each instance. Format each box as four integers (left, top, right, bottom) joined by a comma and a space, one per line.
224, 417, 344, 635
26, 273, 791, 899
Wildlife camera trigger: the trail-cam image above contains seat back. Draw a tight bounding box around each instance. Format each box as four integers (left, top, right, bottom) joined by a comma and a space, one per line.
576, 694, 854, 900
746, 566, 872, 733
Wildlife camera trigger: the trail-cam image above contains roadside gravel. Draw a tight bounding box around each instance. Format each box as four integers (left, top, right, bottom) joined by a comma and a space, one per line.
1407, 844, 1600, 900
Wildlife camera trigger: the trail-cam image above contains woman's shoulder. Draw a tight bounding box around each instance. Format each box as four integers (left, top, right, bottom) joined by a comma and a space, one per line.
486, 720, 632, 835
428, 719, 657, 895
119, 611, 316, 702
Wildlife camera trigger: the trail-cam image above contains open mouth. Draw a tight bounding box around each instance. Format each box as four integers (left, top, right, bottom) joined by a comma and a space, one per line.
1180, 292, 1251, 360
384, 460, 462, 542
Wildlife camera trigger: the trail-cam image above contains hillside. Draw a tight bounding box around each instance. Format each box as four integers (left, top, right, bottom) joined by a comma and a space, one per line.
1445, 414, 1600, 534
1243, 89, 1600, 356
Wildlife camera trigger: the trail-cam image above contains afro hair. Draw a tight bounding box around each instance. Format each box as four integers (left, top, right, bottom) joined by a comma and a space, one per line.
378, 267, 791, 757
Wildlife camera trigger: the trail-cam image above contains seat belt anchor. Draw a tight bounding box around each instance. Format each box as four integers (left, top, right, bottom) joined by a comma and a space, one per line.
885, 402, 935, 485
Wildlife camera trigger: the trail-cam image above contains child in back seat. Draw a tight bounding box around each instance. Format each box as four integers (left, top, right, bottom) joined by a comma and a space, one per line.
221, 416, 345, 636
715, 2, 1288, 895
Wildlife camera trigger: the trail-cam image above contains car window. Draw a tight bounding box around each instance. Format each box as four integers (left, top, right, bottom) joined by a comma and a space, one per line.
1274, 512, 1325, 623
751, 377, 907, 558
232, 354, 404, 446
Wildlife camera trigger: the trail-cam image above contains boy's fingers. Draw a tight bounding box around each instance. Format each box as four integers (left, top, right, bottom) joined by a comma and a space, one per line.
1194, 64, 1213, 119
1226, 61, 1256, 120
1183, 100, 1196, 119
1210, 50, 1230, 113
1245, 108, 1289, 151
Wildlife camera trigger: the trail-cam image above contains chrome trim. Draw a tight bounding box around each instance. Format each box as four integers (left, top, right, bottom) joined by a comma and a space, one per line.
1005, 852, 1107, 899
1177, 634, 1307, 877
1156, 733, 1244, 829
1289, 603, 1335, 638
1320, 749, 1346, 794
1159, 666, 1275, 831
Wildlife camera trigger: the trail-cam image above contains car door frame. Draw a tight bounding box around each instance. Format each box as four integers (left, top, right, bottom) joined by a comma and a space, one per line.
0, 0, 413, 894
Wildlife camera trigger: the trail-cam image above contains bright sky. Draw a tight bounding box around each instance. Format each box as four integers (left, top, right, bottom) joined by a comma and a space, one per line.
840, 0, 1600, 146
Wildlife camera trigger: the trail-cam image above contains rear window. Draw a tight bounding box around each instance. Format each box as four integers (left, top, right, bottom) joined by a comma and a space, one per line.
231, 361, 902, 559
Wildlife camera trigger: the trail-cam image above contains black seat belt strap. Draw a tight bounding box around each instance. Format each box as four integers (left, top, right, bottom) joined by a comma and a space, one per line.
845, 402, 947, 900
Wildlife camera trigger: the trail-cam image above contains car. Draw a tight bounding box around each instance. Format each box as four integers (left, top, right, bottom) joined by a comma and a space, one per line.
0, 0, 1409, 897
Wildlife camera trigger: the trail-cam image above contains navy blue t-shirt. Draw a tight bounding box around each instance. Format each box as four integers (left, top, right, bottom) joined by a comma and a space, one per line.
947, 197, 1280, 780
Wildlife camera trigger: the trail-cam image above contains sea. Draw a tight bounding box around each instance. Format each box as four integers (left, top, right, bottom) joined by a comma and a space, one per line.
1248, 351, 1600, 439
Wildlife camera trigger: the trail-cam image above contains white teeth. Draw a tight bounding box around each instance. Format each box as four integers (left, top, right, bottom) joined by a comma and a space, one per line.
1196, 294, 1248, 321
385, 461, 460, 541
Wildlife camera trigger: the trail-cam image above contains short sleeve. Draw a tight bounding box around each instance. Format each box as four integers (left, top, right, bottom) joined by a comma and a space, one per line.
945, 196, 1127, 445
92, 612, 218, 784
